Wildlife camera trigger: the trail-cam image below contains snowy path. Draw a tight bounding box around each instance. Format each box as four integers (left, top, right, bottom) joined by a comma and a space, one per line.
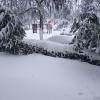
0, 53, 100, 100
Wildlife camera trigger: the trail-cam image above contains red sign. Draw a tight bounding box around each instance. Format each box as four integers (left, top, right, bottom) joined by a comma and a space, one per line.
32, 24, 37, 33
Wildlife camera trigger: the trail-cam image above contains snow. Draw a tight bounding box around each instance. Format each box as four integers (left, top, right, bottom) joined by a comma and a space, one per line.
0, 53, 100, 100
0, 12, 4, 22
23, 39, 74, 53
25, 29, 60, 40
24, 29, 74, 53
60, 23, 73, 35
24, 22, 73, 41
47, 35, 74, 44
24, 30, 100, 60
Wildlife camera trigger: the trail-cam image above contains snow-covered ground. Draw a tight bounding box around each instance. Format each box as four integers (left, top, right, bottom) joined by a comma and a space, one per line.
47, 35, 74, 44
25, 29, 61, 40
24, 23, 73, 40
0, 53, 100, 100
24, 29, 74, 45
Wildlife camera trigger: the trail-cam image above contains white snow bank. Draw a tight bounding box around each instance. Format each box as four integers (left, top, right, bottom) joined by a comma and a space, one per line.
47, 35, 74, 44
0, 53, 100, 100
23, 39, 74, 53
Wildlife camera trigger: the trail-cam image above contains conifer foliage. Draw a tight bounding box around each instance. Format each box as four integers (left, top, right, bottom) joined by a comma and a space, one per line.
73, 13, 100, 53
0, 5, 26, 52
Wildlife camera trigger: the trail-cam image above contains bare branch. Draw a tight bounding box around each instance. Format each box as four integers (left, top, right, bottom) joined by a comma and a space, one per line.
15, 7, 39, 15
35, 0, 44, 4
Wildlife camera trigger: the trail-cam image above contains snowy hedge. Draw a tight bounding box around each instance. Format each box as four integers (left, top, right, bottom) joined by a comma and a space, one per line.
5, 39, 99, 66
0, 6, 26, 52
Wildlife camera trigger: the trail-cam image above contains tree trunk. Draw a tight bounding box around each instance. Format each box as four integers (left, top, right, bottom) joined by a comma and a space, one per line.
39, 11, 44, 40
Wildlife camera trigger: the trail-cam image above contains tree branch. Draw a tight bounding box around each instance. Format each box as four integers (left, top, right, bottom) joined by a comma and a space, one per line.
15, 7, 39, 15
35, 0, 44, 4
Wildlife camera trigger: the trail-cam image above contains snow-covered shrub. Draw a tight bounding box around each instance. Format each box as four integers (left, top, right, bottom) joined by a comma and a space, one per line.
70, 19, 79, 33
8, 41, 34, 55
0, 6, 26, 52
72, 13, 100, 53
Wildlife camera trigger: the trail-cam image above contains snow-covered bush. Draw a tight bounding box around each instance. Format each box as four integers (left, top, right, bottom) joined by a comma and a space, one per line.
8, 41, 34, 55
72, 13, 100, 53
0, 6, 26, 52
70, 19, 79, 33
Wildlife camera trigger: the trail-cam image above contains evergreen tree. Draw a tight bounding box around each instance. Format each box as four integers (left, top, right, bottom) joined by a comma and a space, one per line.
0, 5, 26, 51
73, 13, 100, 53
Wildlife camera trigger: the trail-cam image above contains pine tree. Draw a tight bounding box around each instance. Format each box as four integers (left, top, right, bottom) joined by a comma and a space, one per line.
73, 13, 100, 53
0, 5, 26, 51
